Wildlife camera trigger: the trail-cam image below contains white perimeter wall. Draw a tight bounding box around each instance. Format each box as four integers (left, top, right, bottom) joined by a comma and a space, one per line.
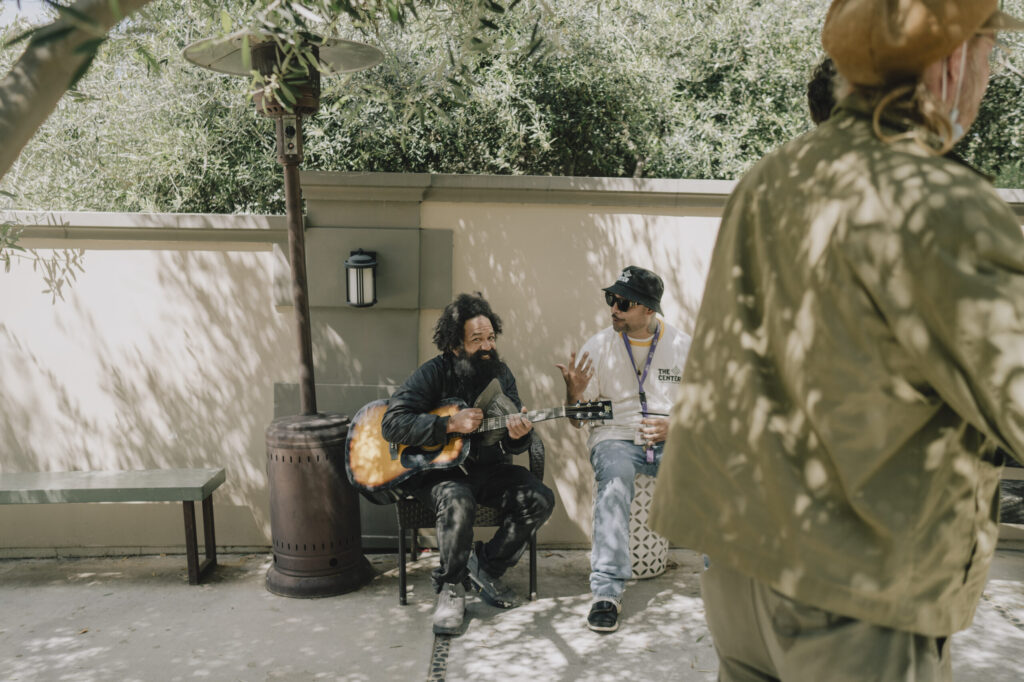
0, 214, 294, 553
3, 176, 1023, 553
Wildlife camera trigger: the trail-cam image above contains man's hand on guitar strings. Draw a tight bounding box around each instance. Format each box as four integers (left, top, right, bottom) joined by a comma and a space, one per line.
506, 407, 533, 439
447, 408, 484, 434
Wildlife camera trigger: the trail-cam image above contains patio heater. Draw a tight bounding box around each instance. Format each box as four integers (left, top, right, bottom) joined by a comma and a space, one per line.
183, 31, 383, 597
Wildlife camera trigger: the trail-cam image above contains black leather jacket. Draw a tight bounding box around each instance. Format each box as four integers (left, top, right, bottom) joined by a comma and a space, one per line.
381, 352, 531, 468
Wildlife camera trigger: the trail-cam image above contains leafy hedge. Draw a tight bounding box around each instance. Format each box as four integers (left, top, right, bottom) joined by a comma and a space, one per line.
2, 0, 1022, 215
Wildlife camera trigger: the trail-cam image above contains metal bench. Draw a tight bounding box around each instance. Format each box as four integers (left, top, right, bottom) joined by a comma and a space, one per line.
0, 468, 225, 585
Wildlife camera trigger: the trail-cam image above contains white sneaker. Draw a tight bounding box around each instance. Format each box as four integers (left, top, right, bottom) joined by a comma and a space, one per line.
433, 582, 466, 635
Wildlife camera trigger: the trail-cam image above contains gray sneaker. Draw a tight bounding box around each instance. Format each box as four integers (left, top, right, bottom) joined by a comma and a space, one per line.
433, 583, 466, 635
466, 550, 518, 609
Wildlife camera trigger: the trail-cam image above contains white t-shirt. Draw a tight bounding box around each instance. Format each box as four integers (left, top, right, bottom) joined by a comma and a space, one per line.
579, 319, 691, 450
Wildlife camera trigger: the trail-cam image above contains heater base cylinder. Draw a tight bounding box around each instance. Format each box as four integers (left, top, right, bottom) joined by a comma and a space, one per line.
265, 412, 373, 598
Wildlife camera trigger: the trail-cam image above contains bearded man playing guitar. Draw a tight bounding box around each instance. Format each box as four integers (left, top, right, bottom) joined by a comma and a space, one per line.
381, 293, 555, 635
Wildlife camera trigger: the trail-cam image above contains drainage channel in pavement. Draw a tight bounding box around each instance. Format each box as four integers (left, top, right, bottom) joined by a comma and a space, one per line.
426, 634, 452, 681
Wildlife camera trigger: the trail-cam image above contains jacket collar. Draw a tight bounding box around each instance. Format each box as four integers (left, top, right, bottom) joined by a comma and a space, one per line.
832, 93, 992, 181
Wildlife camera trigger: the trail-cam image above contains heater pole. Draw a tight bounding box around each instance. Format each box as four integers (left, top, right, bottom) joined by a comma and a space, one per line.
277, 115, 317, 416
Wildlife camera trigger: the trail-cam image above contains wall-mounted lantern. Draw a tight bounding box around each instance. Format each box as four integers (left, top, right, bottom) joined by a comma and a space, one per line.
344, 249, 377, 307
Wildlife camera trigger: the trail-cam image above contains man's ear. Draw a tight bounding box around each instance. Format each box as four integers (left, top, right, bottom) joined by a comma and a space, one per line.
949, 42, 969, 89
922, 54, 949, 105
646, 307, 660, 330
933, 43, 967, 107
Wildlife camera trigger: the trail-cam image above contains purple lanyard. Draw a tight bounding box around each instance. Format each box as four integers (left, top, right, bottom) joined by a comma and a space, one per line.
621, 323, 660, 463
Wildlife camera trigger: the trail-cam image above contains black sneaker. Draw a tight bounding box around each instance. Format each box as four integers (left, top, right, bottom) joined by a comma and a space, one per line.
587, 600, 620, 632
466, 546, 518, 609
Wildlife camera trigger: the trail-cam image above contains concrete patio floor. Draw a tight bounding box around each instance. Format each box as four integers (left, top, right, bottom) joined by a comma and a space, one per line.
1, 548, 1022, 681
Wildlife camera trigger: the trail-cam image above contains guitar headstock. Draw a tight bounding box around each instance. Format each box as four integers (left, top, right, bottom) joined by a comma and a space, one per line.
566, 400, 614, 421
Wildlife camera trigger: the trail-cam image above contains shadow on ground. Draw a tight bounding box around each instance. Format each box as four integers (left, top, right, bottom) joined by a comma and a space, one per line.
0, 549, 1021, 681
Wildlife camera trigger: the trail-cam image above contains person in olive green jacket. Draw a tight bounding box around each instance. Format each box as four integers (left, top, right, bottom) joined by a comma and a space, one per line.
650, 1, 1024, 680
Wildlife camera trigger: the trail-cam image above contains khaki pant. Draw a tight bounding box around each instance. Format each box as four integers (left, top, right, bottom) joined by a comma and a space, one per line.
701, 561, 951, 682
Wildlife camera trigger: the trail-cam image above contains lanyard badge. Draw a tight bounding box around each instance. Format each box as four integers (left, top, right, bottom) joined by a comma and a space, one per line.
621, 323, 660, 463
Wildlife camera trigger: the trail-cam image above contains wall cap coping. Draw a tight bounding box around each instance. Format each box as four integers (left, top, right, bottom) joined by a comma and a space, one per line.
299, 172, 1024, 213
299, 172, 740, 207
1, 210, 288, 245
3, 174, 1023, 241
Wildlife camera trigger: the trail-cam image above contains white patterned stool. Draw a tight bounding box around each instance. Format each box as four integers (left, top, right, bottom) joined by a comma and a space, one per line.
629, 473, 669, 579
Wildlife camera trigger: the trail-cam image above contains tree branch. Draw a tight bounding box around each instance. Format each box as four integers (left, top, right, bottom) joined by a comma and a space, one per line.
0, 0, 153, 181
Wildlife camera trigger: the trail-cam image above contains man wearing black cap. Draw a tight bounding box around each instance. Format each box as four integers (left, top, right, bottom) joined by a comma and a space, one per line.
557, 266, 691, 633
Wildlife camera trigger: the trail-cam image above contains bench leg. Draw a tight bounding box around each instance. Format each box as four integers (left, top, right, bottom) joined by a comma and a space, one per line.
184, 501, 200, 584
202, 494, 217, 571
182, 494, 218, 585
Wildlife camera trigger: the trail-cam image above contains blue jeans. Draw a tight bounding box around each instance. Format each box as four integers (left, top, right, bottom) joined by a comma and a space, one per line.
590, 439, 662, 601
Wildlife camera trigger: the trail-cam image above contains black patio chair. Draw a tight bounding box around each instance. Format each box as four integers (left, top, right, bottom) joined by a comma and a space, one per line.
395, 431, 545, 605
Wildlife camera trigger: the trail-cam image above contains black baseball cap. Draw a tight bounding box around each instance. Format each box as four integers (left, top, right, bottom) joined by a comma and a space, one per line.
602, 266, 664, 314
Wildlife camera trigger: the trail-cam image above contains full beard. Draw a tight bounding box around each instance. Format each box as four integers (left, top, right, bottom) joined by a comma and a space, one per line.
454, 348, 502, 390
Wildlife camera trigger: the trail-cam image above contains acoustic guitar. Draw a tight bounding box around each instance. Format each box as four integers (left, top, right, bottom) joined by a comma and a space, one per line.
345, 398, 613, 503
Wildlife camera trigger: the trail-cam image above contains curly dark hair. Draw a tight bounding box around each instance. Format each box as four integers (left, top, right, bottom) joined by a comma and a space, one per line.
808, 57, 838, 126
433, 292, 503, 353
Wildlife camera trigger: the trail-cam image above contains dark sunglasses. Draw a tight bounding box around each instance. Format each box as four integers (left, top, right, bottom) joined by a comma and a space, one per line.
605, 293, 637, 311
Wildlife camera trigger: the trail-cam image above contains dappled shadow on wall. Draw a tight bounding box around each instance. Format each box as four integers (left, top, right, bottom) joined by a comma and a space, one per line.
450, 202, 717, 538
0, 248, 295, 538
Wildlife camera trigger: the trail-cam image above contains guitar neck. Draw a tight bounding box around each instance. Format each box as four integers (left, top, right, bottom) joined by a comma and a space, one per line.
478, 407, 569, 433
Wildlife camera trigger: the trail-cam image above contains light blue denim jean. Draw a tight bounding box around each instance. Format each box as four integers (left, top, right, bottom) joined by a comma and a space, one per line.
589, 439, 663, 601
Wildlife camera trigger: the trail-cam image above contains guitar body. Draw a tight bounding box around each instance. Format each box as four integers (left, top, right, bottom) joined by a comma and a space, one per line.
345, 398, 471, 503
344, 396, 612, 504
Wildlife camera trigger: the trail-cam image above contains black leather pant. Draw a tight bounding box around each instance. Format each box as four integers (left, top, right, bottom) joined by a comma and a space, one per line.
411, 463, 554, 592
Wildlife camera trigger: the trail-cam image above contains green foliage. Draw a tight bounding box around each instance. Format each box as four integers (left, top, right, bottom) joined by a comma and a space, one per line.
0, 216, 27, 268
1, 1, 281, 212
300, 0, 832, 181
0, 0, 552, 213
3, 0, 1024, 219
301, 1, 678, 178
1, 207, 85, 303
955, 5, 1024, 186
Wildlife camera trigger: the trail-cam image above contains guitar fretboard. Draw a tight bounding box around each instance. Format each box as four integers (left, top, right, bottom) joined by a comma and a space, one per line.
476, 402, 611, 432
479, 407, 568, 432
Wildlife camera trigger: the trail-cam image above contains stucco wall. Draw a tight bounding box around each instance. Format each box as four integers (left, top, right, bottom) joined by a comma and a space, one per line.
3, 176, 1023, 554
0, 213, 294, 553
302, 173, 734, 546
